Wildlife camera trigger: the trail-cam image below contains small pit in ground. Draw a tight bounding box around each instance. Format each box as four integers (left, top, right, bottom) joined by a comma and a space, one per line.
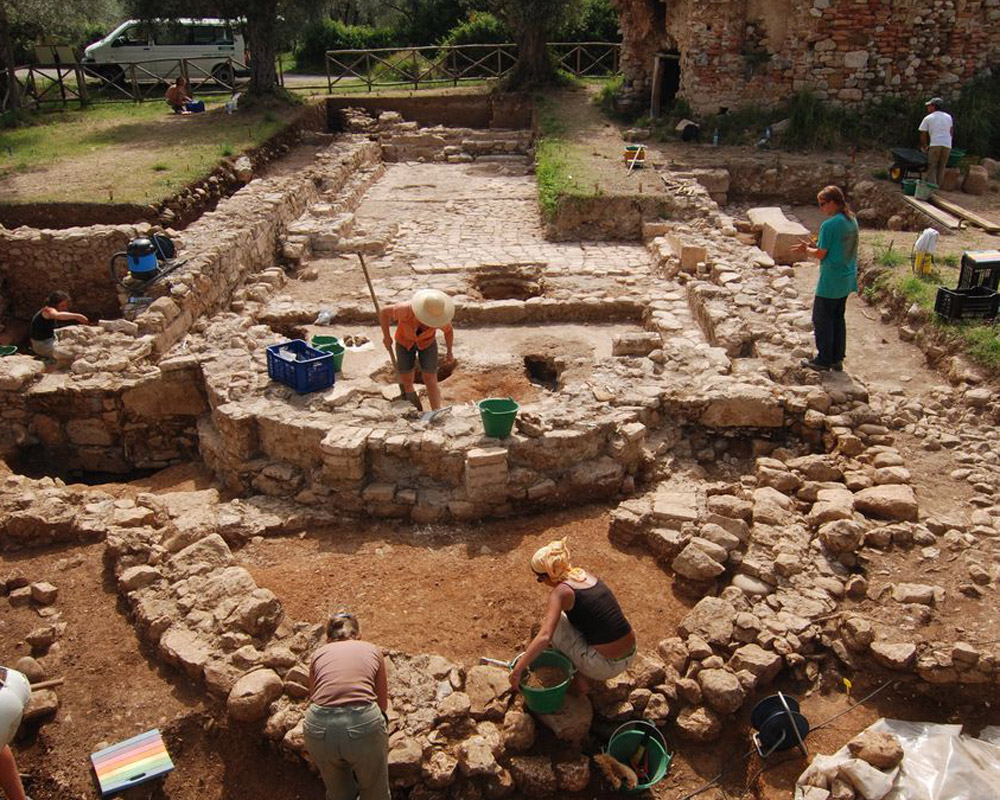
373, 364, 541, 402
524, 354, 562, 390
470, 265, 545, 301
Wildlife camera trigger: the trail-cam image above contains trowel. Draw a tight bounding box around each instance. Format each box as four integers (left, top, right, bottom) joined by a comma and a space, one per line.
420, 406, 452, 424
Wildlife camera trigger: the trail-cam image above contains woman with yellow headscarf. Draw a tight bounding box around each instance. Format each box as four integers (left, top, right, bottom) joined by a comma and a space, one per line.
510, 538, 637, 693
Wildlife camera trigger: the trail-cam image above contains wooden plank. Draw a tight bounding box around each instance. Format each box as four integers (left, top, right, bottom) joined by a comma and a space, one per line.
902, 196, 962, 230
930, 196, 1000, 232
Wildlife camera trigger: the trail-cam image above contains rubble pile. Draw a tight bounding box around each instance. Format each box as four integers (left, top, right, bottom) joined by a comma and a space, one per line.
342, 108, 533, 164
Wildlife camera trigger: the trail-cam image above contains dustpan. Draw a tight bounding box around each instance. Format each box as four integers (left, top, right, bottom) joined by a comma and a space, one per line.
91, 728, 174, 796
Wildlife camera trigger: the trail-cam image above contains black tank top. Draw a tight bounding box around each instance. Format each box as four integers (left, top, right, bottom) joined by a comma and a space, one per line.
565, 579, 632, 645
30, 309, 56, 341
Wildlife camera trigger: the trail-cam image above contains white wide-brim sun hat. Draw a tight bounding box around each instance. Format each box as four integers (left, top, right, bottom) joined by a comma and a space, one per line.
411, 289, 455, 328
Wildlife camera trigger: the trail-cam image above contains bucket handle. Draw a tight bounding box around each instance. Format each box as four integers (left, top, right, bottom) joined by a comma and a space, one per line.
486, 649, 575, 677
607, 720, 670, 757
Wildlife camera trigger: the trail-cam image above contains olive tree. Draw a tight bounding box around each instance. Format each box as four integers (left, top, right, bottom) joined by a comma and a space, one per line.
1, 0, 120, 111
488, 0, 580, 88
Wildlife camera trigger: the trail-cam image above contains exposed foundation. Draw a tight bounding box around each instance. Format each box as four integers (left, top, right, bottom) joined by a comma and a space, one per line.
2, 93, 999, 800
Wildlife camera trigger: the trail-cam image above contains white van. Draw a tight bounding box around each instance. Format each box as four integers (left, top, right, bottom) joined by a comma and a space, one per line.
82, 19, 247, 85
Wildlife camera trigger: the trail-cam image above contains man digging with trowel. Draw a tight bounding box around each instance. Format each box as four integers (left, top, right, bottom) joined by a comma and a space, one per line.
379, 289, 455, 412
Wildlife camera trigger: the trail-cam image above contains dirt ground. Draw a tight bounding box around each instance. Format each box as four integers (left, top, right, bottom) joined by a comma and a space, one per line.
9, 494, 990, 800
0, 542, 325, 800
241, 508, 688, 665
5, 86, 1000, 800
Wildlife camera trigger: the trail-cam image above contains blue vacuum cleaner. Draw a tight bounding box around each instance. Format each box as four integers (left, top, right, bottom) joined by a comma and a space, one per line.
109, 235, 185, 294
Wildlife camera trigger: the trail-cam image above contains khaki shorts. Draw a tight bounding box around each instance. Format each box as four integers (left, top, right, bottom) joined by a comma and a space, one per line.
551, 613, 637, 681
30, 337, 56, 358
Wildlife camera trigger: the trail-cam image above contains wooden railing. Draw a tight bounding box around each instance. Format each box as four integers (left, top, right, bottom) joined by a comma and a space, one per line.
1, 56, 248, 111
1, 42, 622, 112
324, 42, 621, 92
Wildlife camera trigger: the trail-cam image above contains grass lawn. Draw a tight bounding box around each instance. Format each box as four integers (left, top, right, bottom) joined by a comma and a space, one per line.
0, 100, 287, 205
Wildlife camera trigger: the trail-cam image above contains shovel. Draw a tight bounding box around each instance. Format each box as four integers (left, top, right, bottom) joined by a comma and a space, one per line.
356, 252, 423, 412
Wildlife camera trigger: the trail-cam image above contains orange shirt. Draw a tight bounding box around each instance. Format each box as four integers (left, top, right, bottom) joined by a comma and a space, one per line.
391, 304, 451, 349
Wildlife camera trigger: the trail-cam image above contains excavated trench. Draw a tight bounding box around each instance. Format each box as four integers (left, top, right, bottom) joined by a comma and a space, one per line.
2, 105, 953, 800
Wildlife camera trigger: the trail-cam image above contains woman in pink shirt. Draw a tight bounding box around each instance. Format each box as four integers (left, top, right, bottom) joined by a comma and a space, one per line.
305, 612, 389, 800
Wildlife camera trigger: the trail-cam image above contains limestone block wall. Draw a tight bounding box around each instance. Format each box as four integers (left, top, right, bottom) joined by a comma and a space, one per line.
131, 139, 382, 357
615, 0, 1000, 114
0, 223, 149, 322
0, 354, 207, 473
0, 138, 383, 475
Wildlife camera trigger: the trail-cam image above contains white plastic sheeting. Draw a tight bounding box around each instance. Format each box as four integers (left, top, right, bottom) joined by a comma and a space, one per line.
796, 718, 1000, 800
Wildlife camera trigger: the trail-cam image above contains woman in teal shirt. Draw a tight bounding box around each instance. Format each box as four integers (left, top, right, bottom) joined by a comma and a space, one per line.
792, 185, 859, 371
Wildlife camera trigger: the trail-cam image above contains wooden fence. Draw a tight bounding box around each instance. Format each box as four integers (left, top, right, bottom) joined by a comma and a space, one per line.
323, 42, 621, 92
1, 42, 622, 112
1, 56, 248, 112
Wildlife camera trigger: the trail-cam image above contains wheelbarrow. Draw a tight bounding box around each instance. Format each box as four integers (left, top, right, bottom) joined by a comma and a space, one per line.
888, 147, 927, 183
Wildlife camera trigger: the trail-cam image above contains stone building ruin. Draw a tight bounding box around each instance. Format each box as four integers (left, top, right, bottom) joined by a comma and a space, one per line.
3, 92, 1000, 799
613, 0, 1000, 115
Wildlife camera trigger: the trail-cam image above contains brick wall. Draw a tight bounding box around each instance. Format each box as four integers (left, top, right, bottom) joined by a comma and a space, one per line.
616, 0, 1000, 114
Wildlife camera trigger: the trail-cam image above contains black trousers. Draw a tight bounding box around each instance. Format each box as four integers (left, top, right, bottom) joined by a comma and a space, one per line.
812, 295, 848, 366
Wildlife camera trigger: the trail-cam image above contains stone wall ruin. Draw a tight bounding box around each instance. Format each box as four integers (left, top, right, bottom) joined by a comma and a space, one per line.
3, 97, 1000, 800
614, 0, 1000, 114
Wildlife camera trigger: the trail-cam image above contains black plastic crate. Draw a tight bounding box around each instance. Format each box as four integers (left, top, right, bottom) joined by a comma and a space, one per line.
958, 250, 1000, 291
934, 285, 1000, 320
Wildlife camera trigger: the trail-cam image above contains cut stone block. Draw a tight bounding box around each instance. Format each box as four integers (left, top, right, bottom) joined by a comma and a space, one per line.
748, 207, 809, 265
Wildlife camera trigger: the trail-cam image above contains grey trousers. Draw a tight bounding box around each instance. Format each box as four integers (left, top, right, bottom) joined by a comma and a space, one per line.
303, 702, 389, 800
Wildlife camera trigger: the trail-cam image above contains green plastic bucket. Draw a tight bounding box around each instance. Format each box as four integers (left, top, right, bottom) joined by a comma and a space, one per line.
310, 337, 345, 372
947, 148, 965, 167
518, 649, 574, 714
607, 721, 672, 792
901, 178, 917, 196
0, 345, 17, 357
478, 397, 519, 438
914, 180, 937, 200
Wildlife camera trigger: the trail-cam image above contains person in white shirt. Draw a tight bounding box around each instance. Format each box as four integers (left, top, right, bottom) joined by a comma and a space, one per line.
918, 97, 954, 187
0, 667, 32, 800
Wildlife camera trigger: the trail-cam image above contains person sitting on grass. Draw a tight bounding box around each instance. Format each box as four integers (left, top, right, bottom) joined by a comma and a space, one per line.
509, 538, 637, 695
29, 290, 88, 359
1, 666, 33, 800
165, 76, 193, 115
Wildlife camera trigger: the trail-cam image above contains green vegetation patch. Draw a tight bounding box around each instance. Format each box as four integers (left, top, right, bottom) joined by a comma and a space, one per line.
0, 101, 286, 205
534, 93, 593, 220
867, 252, 1000, 373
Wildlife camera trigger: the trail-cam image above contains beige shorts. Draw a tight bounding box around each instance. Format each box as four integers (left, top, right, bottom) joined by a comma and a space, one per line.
31, 337, 56, 358
550, 613, 637, 681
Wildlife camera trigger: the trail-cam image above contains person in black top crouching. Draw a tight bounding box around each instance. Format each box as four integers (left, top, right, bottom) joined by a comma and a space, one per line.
29, 290, 88, 358
509, 537, 637, 694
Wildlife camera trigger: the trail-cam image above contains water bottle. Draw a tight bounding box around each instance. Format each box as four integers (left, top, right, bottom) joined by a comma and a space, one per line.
712, 129, 719, 146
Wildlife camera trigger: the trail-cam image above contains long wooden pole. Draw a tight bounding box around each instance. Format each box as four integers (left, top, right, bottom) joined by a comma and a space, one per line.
356, 253, 422, 411
30, 678, 64, 691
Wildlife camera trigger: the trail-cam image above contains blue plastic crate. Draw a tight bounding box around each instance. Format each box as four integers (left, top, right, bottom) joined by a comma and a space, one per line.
266, 339, 335, 393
